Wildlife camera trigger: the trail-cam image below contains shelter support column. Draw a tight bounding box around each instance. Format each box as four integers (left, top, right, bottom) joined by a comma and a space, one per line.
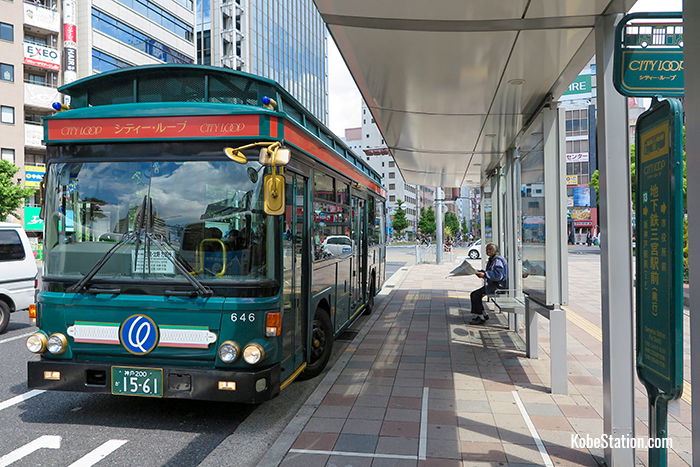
504, 149, 522, 331
595, 13, 636, 466
684, 0, 700, 460
436, 187, 444, 264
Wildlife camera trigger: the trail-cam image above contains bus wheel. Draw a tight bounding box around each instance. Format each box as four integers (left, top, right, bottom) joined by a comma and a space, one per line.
363, 279, 375, 315
0, 301, 10, 334
300, 308, 333, 380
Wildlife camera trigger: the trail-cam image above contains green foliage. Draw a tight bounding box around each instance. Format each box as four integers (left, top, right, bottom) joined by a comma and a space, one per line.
461, 218, 468, 233
590, 169, 599, 205
391, 200, 410, 235
444, 225, 453, 239
444, 211, 459, 237
0, 161, 35, 221
418, 206, 436, 236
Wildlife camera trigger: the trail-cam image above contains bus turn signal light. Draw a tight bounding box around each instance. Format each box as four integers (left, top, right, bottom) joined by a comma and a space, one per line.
266, 312, 282, 337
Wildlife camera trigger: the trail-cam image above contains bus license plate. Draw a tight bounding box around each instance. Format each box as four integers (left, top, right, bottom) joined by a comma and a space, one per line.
111, 366, 163, 397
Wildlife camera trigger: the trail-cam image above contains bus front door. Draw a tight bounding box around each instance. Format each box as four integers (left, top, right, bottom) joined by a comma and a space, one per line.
282, 174, 307, 379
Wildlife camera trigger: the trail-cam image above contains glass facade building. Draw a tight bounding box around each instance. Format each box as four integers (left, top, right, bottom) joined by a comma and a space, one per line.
196, 0, 328, 123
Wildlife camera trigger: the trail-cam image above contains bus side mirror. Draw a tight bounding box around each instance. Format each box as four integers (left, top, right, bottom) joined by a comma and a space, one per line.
263, 173, 285, 215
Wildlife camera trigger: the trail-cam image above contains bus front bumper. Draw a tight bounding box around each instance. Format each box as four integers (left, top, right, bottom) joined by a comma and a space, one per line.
28, 359, 281, 404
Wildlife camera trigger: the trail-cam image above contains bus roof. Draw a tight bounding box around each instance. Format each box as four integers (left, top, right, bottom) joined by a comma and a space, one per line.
57, 65, 382, 186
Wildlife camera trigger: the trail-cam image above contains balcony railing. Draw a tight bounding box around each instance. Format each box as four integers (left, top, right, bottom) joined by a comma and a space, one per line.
24, 122, 45, 148
24, 81, 60, 109
24, 2, 60, 32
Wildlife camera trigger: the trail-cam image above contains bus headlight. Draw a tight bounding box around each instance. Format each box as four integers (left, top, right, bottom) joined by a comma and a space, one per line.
47, 333, 68, 355
243, 343, 265, 365
26, 333, 48, 353
218, 341, 240, 363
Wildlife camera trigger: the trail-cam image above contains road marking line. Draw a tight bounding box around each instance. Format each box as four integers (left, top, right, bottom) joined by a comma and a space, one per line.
512, 391, 554, 467
419, 386, 429, 460
0, 435, 61, 466
288, 449, 417, 460
68, 440, 128, 467
0, 332, 34, 345
563, 306, 692, 405
0, 390, 45, 412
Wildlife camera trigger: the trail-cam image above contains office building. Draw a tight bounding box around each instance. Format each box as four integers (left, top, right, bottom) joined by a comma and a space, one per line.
196, 0, 328, 123
343, 101, 434, 238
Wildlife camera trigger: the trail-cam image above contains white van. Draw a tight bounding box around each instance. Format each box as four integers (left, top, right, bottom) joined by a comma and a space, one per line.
0, 223, 38, 333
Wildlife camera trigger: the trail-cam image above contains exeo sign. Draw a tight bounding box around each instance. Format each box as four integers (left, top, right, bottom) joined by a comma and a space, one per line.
23, 42, 61, 71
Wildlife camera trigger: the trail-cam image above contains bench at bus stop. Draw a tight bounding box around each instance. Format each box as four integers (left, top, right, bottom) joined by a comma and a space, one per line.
488, 291, 568, 394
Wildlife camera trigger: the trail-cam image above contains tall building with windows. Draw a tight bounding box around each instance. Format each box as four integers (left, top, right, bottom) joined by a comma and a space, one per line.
343, 101, 434, 239
196, 0, 328, 123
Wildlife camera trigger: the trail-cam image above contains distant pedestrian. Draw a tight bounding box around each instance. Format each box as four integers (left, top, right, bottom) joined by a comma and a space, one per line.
470, 243, 508, 325
586, 232, 593, 246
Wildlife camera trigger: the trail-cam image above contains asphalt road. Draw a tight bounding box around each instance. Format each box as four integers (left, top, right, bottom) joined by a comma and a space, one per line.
0, 253, 409, 467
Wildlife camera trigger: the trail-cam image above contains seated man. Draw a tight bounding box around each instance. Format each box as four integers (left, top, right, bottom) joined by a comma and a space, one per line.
470, 243, 508, 325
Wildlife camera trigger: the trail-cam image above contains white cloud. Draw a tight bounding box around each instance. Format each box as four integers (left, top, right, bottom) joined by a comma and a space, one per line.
327, 35, 362, 138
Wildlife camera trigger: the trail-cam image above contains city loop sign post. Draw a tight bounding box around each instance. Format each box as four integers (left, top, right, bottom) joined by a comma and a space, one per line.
614, 12, 684, 467
614, 12, 684, 97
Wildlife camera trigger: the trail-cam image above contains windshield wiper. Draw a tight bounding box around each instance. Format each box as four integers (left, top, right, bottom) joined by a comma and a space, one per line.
68, 196, 212, 297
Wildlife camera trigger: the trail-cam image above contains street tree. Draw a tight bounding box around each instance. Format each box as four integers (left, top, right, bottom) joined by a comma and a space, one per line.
418, 206, 436, 236
444, 211, 459, 237
392, 200, 410, 236
461, 218, 468, 234
0, 160, 35, 222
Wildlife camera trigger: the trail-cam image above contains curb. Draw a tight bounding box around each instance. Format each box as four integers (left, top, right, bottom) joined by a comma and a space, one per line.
255, 265, 414, 467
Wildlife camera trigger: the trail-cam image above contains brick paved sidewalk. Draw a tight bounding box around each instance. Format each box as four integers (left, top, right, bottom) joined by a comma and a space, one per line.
262, 260, 690, 467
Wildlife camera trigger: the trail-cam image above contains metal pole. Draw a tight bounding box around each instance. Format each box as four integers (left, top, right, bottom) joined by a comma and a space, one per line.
684, 0, 700, 461
436, 187, 443, 264
595, 14, 636, 466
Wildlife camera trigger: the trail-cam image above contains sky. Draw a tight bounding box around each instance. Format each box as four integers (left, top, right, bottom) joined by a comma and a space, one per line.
326, 0, 684, 137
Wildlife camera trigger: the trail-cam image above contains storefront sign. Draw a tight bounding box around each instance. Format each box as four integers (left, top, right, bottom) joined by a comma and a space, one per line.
565, 175, 578, 185
47, 115, 259, 141
24, 42, 61, 71
566, 152, 589, 163
573, 186, 590, 207
563, 74, 592, 96
25, 165, 46, 188
24, 206, 44, 231
614, 13, 684, 97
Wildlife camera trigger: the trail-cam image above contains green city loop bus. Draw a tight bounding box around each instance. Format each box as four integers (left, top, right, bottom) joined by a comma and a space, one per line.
26, 65, 386, 403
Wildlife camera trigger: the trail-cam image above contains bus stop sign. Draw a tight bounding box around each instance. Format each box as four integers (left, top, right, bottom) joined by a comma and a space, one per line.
635, 97, 684, 466
614, 13, 684, 97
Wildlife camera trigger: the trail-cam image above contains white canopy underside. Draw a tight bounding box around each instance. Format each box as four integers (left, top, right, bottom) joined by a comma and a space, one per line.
317, 0, 638, 187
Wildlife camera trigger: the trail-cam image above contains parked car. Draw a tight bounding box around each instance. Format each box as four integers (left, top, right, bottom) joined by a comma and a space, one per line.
467, 239, 482, 259
0, 223, 38, 333
321, 235, 353, 257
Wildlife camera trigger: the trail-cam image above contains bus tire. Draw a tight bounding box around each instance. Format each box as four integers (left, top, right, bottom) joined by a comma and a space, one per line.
0, 301, 10, 334
300, 308, 333, 380
363, 278, 375, 315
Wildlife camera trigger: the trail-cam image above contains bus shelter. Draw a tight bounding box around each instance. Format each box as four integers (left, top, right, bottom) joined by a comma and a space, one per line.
314, 1, 700, 465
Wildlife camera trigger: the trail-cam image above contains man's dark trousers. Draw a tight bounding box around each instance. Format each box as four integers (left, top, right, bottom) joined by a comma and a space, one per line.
470, 286, 486, 315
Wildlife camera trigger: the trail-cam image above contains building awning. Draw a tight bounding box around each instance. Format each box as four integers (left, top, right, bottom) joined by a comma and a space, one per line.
316, 0, 638, 187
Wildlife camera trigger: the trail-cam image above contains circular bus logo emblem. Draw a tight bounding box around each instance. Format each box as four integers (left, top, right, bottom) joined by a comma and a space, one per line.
120, 315, 159, 355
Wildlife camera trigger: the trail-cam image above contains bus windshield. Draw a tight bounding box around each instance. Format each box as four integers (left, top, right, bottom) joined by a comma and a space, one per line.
44, 158, 275, 284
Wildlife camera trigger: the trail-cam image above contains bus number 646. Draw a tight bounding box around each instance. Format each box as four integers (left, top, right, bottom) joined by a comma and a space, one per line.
231, 313, 256, 323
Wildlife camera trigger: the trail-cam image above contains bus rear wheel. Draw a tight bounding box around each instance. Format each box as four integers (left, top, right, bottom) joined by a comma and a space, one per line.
300, 308, 333, 380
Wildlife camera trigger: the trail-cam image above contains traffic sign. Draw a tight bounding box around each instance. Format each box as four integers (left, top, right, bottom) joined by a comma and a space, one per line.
635, 97, 684, 466
614, 13, 684, 97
